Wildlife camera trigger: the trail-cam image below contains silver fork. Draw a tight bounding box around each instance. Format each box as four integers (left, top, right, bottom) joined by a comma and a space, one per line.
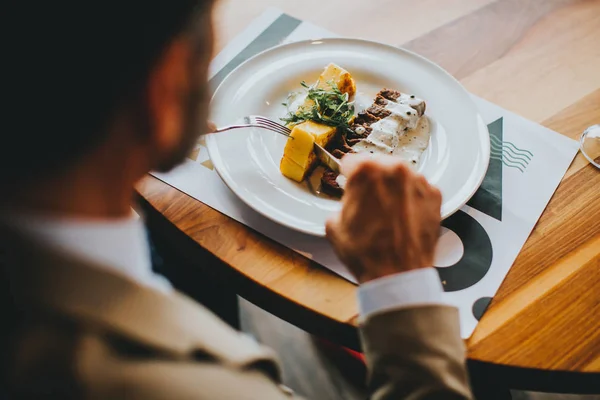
215, 115, 342, 174
214, 115, 292, 138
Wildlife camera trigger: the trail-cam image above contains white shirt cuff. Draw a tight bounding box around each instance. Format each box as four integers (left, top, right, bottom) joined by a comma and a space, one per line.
358, 267, 445, 321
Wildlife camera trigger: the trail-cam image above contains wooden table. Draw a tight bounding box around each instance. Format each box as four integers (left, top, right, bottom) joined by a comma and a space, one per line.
137, 0, 600, 393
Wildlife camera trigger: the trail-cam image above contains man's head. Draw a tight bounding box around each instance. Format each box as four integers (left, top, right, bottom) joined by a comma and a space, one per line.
2, 2, 214, 197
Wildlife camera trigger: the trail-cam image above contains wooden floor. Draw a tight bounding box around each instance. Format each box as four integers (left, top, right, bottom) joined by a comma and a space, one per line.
239, 299, 599, 400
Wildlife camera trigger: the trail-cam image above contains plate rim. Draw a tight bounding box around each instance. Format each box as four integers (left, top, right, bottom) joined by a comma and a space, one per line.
206, 37, 490, 237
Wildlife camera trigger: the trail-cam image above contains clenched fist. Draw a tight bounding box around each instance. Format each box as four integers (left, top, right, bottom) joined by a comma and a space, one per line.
326, 154, 442, 284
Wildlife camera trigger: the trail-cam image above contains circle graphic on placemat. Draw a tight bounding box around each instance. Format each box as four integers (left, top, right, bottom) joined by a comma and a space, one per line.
436, 211, 493, 292
472, 297, 493, 321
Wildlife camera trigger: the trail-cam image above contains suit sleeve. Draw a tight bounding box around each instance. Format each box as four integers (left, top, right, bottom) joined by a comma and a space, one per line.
93, 306, 471, 400
359, 305, 473, 400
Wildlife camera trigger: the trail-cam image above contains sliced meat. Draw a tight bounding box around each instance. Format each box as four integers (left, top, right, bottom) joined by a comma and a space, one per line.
328, 134, 354, 154
378, 88, 401, 102
346, 138, 363, 146
366, 105, 392, 119
321, 170, 344, 197
331, 149, 346, 159
374, 95, 389, 106
355, 111, 379, 125
319, 88, 426, 197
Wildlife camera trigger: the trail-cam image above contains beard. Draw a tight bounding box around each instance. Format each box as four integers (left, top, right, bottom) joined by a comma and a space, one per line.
153, 84, 209, 172
152, 8, 214, 173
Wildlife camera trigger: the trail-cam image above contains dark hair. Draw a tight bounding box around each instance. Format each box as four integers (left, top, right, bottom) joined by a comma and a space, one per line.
2, 2, 207, 187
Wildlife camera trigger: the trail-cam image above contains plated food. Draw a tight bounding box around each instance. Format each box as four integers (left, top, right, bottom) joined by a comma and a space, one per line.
207, 38, 490, 236
279, 63, 431, 197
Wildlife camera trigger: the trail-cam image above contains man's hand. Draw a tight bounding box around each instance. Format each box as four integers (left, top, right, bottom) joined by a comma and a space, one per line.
207, 121, 217, 133
326, 154, 442, 284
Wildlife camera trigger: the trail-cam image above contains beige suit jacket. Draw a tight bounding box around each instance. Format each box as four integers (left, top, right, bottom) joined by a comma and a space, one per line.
0, 227, 472, 399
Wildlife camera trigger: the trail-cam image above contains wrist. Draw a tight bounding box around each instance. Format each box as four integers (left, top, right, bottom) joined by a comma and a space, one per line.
357, 267, 445, 318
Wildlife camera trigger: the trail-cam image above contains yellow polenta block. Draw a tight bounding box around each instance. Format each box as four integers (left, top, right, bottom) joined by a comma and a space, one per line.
280, 64, 355, 182
316, 63, 356, 96
280, 121, 337, 182
279, 157, 307, 183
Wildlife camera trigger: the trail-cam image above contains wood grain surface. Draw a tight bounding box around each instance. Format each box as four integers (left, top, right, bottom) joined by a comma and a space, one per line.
136, 0, 600, 386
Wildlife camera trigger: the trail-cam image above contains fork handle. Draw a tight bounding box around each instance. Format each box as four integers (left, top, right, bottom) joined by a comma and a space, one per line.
214, 124, 251, 133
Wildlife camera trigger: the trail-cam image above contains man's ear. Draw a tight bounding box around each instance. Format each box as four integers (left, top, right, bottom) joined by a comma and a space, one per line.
147, 38, 191, 154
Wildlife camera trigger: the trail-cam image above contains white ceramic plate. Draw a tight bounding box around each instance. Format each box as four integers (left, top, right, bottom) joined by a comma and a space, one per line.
207, 39, 490, 236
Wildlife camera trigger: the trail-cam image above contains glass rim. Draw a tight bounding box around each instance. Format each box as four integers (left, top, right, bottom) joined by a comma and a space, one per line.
580, 124, 600, 169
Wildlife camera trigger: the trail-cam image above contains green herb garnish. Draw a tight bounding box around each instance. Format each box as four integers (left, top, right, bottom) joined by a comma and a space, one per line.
281, 80, 354, 132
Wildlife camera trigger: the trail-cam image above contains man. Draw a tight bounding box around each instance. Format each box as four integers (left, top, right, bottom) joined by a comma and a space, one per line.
0, 1, 472, 398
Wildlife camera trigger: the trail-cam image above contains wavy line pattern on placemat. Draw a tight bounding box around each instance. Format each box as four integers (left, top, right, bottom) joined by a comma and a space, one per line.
490, 135, 533, 173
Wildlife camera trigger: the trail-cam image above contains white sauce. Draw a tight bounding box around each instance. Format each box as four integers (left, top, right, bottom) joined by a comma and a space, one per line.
336, 94, 431, 190
351, 116, 430, 164
383, 101, 419, 129
395, 92, 425, 109
335, 174, 347, 188
354, 92, 374, 113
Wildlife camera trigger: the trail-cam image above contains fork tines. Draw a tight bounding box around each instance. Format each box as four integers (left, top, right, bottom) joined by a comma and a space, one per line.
247, 115, 292, 137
